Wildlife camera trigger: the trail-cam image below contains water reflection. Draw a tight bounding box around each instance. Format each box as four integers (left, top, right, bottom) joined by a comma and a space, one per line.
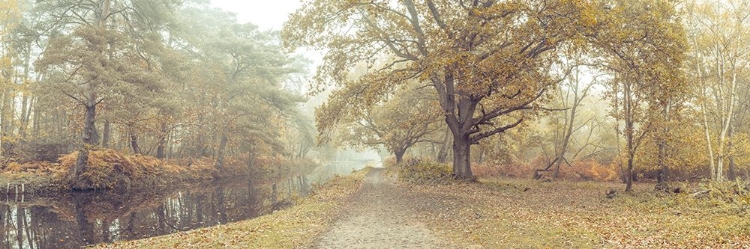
0, 176, 309, 249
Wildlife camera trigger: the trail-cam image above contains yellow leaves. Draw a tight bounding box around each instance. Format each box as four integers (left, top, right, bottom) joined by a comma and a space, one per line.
0, 0, 20, 34
398, 160, 453, 184
0, 0, 19, 91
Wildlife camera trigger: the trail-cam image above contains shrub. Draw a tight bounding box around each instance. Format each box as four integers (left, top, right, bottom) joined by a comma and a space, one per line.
572, 160, 619, 182
17, 138, 76, 162
696, 179, 750, 206
398, 159, 453, 185
472, 163, 505, 178
5, 162, 21, 171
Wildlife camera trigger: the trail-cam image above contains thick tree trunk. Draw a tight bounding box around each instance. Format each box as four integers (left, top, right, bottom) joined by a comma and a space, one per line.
395, 149, 406, 164
452, 135, 472, 180
72, 104, 98, 186
82, 104, 99, 145
71, 148, 89, 188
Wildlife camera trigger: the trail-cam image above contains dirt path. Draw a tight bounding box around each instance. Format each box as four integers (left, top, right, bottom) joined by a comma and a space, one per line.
315, 167, 450, 248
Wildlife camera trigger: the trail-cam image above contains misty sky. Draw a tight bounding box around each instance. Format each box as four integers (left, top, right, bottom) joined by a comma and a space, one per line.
210, 0, 301, 30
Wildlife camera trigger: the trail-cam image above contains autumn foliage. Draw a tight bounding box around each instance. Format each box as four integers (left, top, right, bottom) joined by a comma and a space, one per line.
397, 159, 453, 185
56, 150, 232, 191
472, 159, 618, 182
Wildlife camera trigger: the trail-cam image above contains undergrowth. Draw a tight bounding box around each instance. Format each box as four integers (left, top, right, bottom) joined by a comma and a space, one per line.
58, 149, 227, 191
691, 179, 750, 212
397, 159, 453, 185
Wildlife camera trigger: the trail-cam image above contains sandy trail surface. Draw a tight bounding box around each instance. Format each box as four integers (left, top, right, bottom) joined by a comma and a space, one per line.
314, 167, 450, 248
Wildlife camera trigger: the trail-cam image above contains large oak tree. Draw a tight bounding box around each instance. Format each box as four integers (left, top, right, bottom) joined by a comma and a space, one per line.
284, 0, 600, 179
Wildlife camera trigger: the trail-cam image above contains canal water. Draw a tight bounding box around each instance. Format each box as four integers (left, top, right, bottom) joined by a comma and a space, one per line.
0, 159, 372, 249
0, 176, 308, 249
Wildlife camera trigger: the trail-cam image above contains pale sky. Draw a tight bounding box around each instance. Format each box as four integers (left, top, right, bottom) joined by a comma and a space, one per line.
210, 0, 302, 31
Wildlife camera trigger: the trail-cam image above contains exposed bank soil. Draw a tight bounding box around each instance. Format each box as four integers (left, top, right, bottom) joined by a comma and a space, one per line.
314, 168, 454, 248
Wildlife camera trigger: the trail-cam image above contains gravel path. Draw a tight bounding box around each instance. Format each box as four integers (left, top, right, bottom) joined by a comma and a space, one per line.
315, 167, 448, 248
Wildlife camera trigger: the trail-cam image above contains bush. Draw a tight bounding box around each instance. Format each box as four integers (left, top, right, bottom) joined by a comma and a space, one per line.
18, 138, 77, 162
572, 160, 619, 181
472, 163, 505, 178
696, 179, 750, 206
398, 159, 453, 185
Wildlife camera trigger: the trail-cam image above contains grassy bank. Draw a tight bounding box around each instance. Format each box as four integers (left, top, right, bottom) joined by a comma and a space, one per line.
94, 167, 371, 248
398, 178, 749, 247
392, 160, 749, 247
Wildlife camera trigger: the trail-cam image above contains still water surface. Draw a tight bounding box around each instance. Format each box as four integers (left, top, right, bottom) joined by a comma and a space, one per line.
0, 176, 309, 249
0, 159, 371, 249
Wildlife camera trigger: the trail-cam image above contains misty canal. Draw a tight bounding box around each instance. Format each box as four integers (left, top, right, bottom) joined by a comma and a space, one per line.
0, 159, 371, 249
0, 176, 309, 249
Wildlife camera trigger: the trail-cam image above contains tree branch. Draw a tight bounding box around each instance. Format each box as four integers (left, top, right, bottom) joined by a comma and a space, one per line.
470, 118, 524, 143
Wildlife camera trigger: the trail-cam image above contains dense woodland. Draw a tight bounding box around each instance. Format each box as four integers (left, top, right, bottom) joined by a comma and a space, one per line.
0, 0, 749, 191
0, 0, 323, 186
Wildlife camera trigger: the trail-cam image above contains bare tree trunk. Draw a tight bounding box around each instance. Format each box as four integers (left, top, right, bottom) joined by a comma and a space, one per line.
83, 104, 100, 145
130, 134, 141, 154
72, 103, 98, 186
715, 68, 737, 182
554, 102, 576, 178
72, 148, 89, 188
625, 151, 635, 192
624, 79, 635, 192
17, 45, 33, 141
728, 122, 736, 181
156, 122, 167, 159
32, 99, 40, 138
701, 86, 716, 181
656, 104, 670, 191
395, 149, 406, 164
1, 87, 16, 155
214, 134, 228, 170
445, 80, 478, 181
18, 94, 28, 140
101, 120, 110, 148
452, 134, 472, 180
